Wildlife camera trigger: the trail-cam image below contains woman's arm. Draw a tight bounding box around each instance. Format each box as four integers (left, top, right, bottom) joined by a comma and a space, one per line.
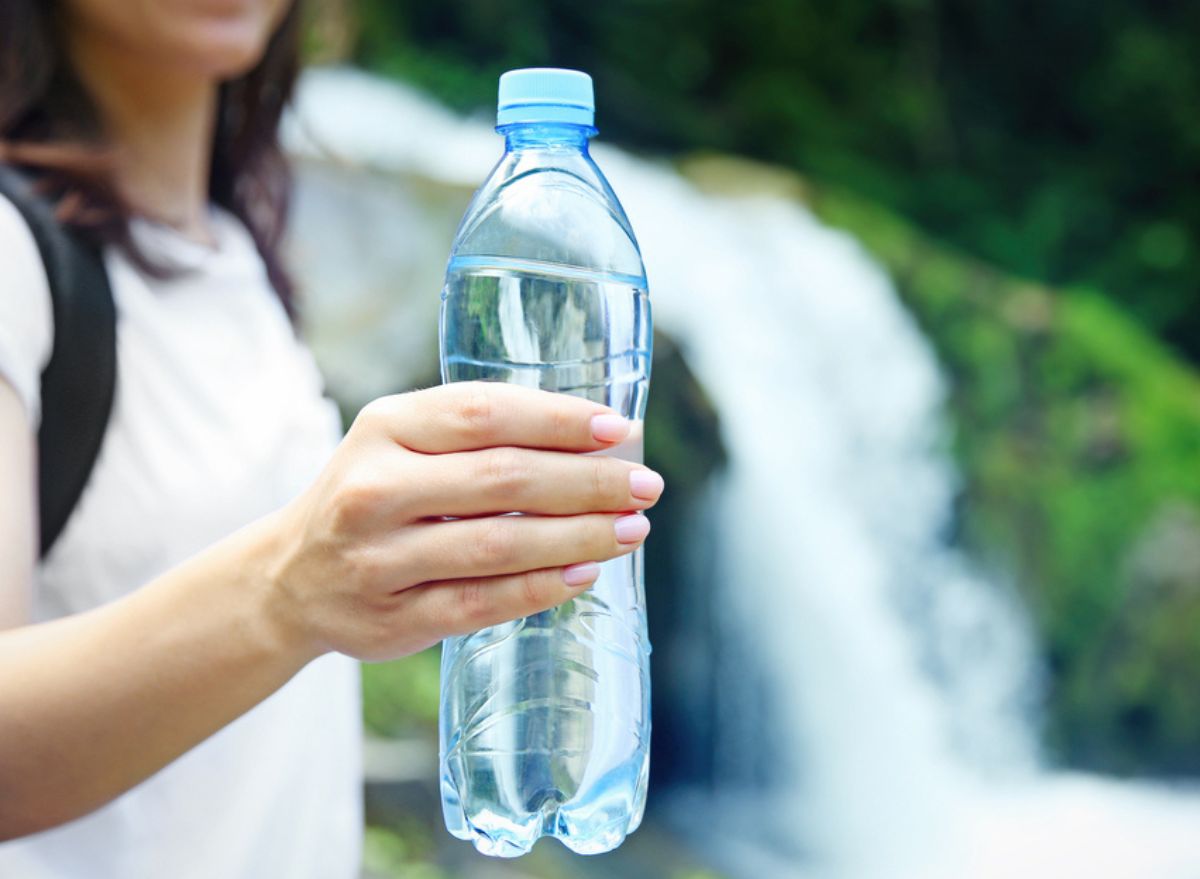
0, 379, 662, 840
0, 494, 309, 839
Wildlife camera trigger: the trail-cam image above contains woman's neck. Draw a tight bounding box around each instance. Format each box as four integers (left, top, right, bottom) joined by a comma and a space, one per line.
68, 25, 219, 245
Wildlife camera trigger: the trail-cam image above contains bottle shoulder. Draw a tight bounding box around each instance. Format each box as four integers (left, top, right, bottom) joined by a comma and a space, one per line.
450, 148, 644, 280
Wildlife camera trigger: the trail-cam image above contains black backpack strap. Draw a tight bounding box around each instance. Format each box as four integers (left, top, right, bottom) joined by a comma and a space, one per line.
0, 165, 117, 559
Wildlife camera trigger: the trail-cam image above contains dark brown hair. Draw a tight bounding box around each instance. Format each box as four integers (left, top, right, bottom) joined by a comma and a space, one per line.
0, 2, 302, 316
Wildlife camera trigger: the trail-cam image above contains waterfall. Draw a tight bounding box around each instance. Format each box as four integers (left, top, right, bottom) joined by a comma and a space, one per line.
286, 67, 1200, 878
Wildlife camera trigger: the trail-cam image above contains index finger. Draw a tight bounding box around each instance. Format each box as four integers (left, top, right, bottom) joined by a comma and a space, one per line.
360, 381, 633, 453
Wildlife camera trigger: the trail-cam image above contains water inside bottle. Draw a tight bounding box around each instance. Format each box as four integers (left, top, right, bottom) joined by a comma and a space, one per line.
439, 255, 651, 856
441, 256, 650, 408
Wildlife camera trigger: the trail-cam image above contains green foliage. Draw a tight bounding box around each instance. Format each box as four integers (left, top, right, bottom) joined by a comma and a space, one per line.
346, 0, 1200, 366
362, 648, 441, 736
803, 169, 1200, 773
363, 824, 450, 879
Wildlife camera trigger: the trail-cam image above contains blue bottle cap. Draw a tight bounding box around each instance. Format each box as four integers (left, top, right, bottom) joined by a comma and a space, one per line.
497, 68, 594, 128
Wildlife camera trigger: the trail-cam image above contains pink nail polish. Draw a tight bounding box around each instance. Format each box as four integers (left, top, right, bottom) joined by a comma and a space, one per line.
614, 513, 651, 543
629, 469, 665, 500
563, 562, 601, 587
591, 413, 631, 443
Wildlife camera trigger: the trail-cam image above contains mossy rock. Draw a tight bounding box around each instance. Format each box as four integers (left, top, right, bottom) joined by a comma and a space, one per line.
810, 171, 1200, 774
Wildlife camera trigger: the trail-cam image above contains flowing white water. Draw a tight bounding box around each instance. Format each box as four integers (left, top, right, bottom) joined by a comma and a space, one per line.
286, 68, 1200, 878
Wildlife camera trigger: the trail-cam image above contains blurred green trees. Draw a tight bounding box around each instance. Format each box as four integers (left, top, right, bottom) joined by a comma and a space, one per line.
345, 0, 1199, 363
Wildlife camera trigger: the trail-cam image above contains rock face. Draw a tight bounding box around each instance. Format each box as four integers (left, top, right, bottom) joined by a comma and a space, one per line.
1095, 504, 1200, 774
641, 331, 728, 792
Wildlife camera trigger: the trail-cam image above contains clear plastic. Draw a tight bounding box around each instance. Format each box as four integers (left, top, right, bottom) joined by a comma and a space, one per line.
437, 120, 652, 857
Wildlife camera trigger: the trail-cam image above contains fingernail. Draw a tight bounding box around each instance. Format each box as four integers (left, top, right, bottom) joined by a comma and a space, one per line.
614, 513, 651, 544
591, 413, 631, 443
563, 562, 601, 587
629, 468, 665, 500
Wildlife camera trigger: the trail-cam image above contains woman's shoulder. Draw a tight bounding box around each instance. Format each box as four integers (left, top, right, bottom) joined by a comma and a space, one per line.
0, 188, 55, 426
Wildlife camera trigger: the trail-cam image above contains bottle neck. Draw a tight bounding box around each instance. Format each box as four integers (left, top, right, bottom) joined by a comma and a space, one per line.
500, 122, 594, 152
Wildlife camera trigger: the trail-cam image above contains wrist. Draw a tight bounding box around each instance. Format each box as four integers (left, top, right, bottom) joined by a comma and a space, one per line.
238, 506, 328, 669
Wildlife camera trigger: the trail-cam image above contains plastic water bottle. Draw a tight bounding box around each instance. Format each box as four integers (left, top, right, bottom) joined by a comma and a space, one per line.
437, 68, 652, 857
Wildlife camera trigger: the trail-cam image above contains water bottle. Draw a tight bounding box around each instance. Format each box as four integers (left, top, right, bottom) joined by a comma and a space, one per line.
437, 68, 652, 857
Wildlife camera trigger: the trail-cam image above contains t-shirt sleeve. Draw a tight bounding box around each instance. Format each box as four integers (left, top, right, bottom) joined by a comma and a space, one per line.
0, 192, 54, 428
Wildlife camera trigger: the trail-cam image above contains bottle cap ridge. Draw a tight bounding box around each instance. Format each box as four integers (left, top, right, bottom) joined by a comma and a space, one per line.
497, 68, 594, 128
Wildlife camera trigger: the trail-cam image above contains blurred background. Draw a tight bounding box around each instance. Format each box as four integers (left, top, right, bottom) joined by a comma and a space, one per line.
284, 1, 1200, 876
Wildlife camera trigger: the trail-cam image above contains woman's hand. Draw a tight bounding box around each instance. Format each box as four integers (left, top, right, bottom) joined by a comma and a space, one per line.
0, 379, 664, 836
266, 381, 665, 662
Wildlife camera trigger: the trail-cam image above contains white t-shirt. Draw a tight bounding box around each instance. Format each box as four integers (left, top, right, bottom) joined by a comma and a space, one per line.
0, 194, 363, 878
